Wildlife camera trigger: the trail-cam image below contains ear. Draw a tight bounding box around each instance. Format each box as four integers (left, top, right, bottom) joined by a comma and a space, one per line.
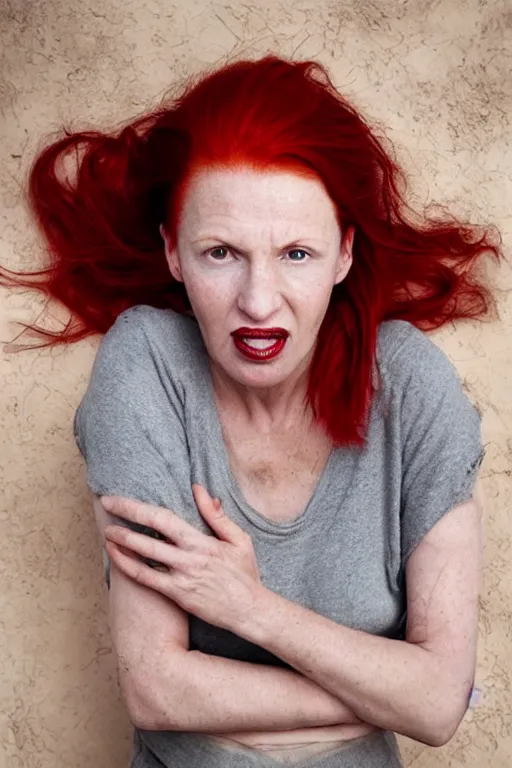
160, 223, 184, 283
334, 225, 355, 285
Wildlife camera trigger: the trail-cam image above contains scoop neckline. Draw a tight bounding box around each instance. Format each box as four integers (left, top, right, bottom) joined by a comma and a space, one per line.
201, 357, 338, 536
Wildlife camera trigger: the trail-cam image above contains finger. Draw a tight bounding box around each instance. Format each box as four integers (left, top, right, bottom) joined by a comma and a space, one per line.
104, 525, 188, 570
192, 484, 249, 545
106, 540, 175, 592
107, 539, 169, 572
100, 496, 203, 549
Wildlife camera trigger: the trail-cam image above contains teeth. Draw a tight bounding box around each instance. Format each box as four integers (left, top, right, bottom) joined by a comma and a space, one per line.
242, 337, 280, 349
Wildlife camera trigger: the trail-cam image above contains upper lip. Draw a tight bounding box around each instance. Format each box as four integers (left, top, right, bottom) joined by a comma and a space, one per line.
232, 327, 289, 338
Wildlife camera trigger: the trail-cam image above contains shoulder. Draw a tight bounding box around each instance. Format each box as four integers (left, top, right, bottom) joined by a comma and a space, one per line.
95, 304, 205, 372
102, 304, 202, 350
74, 306, 198, 455
376, 322, 483, 568
77, 305, 205, 427
375, 319, 482, 467
375, 319, 482, 442
376, 319, 461, 394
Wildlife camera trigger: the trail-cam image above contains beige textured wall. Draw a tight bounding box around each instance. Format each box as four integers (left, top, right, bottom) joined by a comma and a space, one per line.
1, 2, 511, 766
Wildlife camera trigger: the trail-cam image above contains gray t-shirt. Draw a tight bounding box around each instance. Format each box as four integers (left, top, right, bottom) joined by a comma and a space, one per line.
74, 304, 483, 768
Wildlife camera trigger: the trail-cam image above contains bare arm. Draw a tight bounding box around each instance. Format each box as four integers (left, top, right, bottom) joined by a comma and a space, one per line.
135, 646, 368, 733
98, 490, 481, 746
93, 495, 366, 733
234, 498, 482, 748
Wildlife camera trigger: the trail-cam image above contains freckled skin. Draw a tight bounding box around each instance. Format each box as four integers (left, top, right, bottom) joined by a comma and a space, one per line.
159, 168, 355, 523
160, 167, 355, 427
250, 463, 276, 486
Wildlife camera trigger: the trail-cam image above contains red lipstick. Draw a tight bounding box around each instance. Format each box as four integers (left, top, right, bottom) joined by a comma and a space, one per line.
231, 327, 289, 362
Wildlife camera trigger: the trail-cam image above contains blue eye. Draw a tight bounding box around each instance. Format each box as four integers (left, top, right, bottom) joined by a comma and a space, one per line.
288, 249, 309, 261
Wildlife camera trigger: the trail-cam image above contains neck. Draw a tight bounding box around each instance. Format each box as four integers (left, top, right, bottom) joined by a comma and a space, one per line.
209, 361, 312, 434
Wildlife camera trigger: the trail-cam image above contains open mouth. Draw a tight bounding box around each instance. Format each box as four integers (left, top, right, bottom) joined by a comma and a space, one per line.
239, 337, 281, 349
232, 329, 289, 361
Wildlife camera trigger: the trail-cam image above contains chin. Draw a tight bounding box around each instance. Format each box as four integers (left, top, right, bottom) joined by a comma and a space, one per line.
232, 367, 286, 385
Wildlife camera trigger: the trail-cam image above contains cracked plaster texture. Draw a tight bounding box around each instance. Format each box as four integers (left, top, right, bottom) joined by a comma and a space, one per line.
0, 1, 511, 766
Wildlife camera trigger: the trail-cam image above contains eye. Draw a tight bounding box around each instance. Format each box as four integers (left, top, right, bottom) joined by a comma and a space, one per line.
287, 249, 309, 262
207, 246, 230, 261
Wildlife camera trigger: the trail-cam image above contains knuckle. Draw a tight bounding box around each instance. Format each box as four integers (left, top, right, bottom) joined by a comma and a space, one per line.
180, 557, 195, 574
146, 541, 158, 561
123, 497, 139, 514
133, 563, 146, 581
117, 528, 132, 546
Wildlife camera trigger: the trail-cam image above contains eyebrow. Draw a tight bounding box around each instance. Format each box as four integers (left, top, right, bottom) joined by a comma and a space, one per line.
191, 236, 327, 253
191, 237, 249, 255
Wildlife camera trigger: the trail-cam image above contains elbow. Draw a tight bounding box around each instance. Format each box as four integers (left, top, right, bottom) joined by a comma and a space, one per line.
129, 707, 166, 732
419, 693, 470, 748
423, 721, 459, 749
427, 713, 466, 749
115, 644, 192, 731
125, 684, 177, 731
120, 672, 153, 730
126, 695, 153, 731
422, 725, 456, 749
121, 668, 178, 732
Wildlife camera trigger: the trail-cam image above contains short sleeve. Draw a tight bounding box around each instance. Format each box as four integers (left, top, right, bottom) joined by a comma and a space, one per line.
392, 326, 484, 565
73, 306, 198, 586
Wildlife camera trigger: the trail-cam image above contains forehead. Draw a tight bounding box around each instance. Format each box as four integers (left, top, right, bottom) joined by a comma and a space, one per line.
179, 167, 339, 235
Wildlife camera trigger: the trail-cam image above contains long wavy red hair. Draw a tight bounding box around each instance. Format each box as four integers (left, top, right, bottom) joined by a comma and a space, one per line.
0, 54, 502, 446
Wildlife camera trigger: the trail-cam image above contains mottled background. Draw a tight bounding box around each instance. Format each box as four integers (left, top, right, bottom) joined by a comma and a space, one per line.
0, 1, 511, 766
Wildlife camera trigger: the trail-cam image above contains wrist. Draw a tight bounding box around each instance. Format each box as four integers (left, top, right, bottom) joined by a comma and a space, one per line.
235, 584, 284, 646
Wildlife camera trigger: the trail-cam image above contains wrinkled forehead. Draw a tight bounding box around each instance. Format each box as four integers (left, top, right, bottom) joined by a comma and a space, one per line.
176, 166, 341, 239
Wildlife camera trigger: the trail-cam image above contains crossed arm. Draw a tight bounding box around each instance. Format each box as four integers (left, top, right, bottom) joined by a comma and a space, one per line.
96, 496, 363, 737
94, 489, 482, 748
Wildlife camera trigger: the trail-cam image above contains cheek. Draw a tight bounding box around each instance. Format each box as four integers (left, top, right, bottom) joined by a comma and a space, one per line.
293, 278, 336, 333
183, 274, 234, 323
292, 274, 334, 309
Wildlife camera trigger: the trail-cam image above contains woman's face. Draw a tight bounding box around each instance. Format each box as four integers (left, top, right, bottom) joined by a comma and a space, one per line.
160, 167, 354, 393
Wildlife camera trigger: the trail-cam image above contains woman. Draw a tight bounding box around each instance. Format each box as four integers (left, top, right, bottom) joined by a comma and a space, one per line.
1, 55, 502, 767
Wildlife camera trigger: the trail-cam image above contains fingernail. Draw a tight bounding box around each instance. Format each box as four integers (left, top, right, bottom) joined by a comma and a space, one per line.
101, 496, 114, 510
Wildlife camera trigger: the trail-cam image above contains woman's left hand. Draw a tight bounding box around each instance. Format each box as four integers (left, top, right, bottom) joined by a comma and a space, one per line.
101, 484, 264, 633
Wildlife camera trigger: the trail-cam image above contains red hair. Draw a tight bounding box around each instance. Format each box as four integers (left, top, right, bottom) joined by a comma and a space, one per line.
0, 54, 502, 446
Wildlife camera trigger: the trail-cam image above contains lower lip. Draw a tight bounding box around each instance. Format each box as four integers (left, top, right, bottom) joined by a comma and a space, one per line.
232, 336, 287, 362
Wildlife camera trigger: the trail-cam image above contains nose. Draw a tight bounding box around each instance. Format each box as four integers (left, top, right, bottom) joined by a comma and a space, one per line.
236, 260, 283, 321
